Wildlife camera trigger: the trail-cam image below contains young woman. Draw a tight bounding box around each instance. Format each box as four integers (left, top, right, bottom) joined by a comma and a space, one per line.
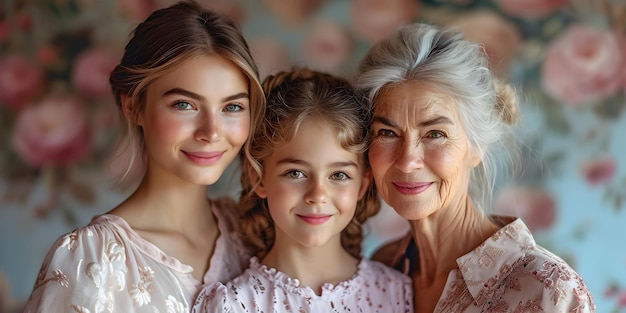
192, 68, 413, 313
22, 1, 265, 312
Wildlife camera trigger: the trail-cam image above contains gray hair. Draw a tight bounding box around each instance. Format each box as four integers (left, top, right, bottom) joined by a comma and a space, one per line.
355, 22, 520, 214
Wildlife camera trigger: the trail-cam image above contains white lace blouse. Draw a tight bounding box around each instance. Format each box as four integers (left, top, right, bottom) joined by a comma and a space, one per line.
192, 257, 413, 313
23, 199, 250, 313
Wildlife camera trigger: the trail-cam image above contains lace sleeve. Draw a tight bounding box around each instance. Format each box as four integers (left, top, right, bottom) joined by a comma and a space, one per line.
22, 225, 128, 313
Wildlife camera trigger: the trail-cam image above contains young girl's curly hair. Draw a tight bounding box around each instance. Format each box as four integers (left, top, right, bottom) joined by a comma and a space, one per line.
239, 67, 380, 260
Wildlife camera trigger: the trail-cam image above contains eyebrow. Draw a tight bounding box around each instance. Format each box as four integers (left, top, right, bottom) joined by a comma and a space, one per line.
277, 158, 358, 169
163, 88, 249, 102
372, 115, 453, 127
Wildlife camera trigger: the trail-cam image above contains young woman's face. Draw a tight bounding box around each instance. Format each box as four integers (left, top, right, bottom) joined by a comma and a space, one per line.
138, 55, 250, 186
368, 82, 480, 220
256, 118, 371, 249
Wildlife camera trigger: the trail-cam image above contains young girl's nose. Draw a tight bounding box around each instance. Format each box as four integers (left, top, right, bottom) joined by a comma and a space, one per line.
304, 179, 329, 204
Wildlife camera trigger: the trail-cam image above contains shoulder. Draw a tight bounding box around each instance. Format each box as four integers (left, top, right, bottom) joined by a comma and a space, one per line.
456, 219, 595, 312
192, 282, 232, 313
38, 215, 128, 270
23, 215, 134, 311
515, 246, 596, 312
358, 259, 414, 310
193, 268, 265, 313
359, 259, 412, 298
362, 259, 411, 283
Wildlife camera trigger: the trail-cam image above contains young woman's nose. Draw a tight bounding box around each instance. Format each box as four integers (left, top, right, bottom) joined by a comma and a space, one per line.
194, 112, 221, 142
304, 179, 329, 204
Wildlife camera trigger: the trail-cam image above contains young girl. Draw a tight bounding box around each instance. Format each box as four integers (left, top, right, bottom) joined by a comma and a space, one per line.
23, 1, 264, 312
192, 68, 413, 313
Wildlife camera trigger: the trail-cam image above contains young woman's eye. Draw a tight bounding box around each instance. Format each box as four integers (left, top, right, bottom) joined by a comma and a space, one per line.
285, 170, 305, 179
173, 101, 193, 110
224, 103, 244, 112
331, 172, 350, 181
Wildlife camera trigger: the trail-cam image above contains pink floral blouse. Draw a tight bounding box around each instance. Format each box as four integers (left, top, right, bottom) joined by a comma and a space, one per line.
394, 218, 596, 312
192, 257, 413, 313
22, 198, 250, 313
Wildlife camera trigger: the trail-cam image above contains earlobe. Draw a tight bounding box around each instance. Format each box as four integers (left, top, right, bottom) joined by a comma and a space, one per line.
121, 94, 142, 125
254, 181, 267, 199
469, 147, 482, 168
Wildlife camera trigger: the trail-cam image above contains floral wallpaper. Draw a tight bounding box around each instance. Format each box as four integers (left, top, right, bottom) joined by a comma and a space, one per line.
1, 0, 625, 312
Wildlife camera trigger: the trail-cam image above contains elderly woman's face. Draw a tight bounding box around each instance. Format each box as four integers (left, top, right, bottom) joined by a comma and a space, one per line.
368, 82, 480, 220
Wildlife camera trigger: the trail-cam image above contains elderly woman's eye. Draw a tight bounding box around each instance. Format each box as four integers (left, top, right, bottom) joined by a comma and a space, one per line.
426, 130, 446, 139
377, 129, 396, 137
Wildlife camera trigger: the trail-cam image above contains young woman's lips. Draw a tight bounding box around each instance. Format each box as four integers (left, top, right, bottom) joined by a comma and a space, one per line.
297, 214, 332, 225
183, 151, 224, 165
392, 181, 433, 195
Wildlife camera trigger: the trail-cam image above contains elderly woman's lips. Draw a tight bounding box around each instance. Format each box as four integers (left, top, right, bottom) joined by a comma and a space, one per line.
392, 182, 432, 195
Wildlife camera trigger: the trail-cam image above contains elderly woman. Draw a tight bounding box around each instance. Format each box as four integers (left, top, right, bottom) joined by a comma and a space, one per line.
356, 23, 595, 313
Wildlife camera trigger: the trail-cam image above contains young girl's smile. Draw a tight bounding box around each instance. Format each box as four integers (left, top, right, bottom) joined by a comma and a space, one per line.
255, 118, 371, 248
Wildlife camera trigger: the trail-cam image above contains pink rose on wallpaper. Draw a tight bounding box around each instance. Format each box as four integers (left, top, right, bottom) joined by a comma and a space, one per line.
0, 54, 44, 110
302, 20, 353, 73
542, 25, 625, 106
262, 0, 324, 27
72, 48, 118, 99
36, 45, 57, 66
494, 186, 556, 233
618, 290, 626, 307
117, 0, 159, 22
579, 155, 616, 186
11, 95, 91, 167
249, 38, 291, 80
16, 13, 33, 31
0, 20, 9, 42
621, 34, 626, 90
351, 0, 419, 43
492, 0, 567, 18
446, 10, 521, 76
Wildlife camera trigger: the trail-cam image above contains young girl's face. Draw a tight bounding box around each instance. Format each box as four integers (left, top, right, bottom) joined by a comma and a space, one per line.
255, 118, 371, 249
136, 55, 250, 186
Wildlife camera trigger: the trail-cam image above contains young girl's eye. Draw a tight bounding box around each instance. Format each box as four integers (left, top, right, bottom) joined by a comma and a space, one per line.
330, 172, 350, 181
285, 170, 305, 179
173, 101, 193, 110
225, 103, 244, 112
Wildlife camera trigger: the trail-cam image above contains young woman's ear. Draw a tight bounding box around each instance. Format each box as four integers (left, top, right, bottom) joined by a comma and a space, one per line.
121, 94, 142, 125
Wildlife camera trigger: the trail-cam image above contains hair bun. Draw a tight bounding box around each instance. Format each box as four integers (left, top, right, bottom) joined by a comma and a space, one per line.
494, 78, 519, 125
